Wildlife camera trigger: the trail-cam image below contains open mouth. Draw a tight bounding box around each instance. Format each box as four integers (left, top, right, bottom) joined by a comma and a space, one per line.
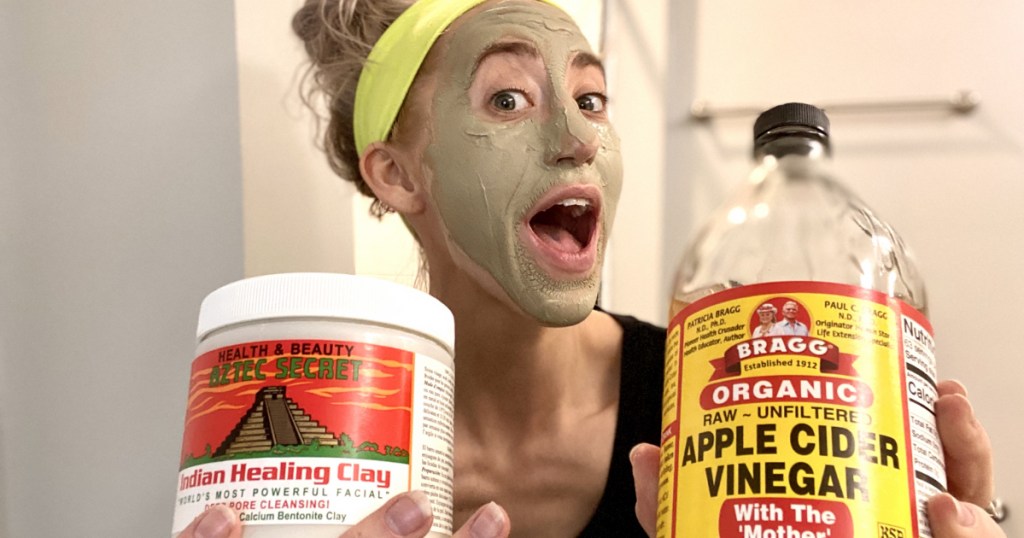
529, 197, 596, 252
522, 186, 602, 276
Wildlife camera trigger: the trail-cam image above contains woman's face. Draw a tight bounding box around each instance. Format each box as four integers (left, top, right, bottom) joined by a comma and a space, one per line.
421, 0, 623, 325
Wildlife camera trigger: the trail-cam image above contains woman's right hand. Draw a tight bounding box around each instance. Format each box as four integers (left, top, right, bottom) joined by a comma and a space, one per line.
178, 491, 509, 538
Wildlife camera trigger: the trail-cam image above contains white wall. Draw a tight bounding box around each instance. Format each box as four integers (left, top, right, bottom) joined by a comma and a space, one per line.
0, 1, 244, 536
0, 6, 17, 532
235, 0, 357, 278
601, 0, 673, 320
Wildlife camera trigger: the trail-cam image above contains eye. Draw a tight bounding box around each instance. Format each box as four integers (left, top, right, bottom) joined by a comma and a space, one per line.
577, 93, 607, 113
490, 89, 530, 112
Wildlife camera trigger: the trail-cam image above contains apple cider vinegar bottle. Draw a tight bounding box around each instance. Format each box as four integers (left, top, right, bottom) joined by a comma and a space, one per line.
657, 103, 945, 538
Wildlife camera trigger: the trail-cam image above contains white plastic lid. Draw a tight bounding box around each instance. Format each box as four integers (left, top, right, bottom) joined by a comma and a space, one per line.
196, 273, 454, 354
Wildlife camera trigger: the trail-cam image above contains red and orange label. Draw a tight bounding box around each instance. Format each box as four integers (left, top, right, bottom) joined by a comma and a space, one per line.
172, 339, 455, 534
180, 340, 414, 469
658, 282, 945, 538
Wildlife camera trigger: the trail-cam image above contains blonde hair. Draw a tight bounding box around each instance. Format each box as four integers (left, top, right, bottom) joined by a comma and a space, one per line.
292, 0, 415, 217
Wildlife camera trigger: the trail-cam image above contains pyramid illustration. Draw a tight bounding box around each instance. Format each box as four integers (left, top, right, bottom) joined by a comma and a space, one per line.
213, 386, 340, 457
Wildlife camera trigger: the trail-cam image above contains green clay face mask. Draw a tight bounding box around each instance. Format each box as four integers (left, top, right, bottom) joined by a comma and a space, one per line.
425, 0, 623, 326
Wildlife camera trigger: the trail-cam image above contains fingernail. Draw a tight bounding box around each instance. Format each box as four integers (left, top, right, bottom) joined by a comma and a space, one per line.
629, 445, 640, 465
194, 505, 234, 538
470, 502, 506, 538
954, 497, 976, 527
386, 491, 432, 535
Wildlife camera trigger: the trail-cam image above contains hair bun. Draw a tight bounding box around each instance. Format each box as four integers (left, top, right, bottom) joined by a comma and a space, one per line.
291, 0, 413, 210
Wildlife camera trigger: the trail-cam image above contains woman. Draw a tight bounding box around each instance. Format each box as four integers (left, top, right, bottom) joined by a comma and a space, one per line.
181, 0, 1003, 536
752, 303, 778, 338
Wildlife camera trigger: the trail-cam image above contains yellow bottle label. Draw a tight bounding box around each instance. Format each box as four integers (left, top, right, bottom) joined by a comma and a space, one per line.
658, 282, 945, 538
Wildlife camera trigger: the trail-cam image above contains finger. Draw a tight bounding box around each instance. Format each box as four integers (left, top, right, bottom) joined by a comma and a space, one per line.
177, 505, 242, 538
452, 502, 510, 538
937, 379, 968, 398
630, 443, 661, 537
928, 493, 1006, 538
341, 490, 433, 538
935, 390, 994, 507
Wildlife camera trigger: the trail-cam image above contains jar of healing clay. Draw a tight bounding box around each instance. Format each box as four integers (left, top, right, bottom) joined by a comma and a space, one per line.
172, 273, 455, 537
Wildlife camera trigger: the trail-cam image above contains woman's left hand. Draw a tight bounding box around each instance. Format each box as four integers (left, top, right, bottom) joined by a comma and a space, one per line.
629, 443, 660, 536
630, 379, 1002, 537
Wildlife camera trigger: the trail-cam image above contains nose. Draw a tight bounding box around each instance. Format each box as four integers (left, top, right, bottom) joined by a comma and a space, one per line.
545, 102, 600, 167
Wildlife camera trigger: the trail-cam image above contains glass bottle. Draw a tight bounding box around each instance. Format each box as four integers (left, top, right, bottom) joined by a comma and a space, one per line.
657, 103, 945, 538
671, 102, 927, 318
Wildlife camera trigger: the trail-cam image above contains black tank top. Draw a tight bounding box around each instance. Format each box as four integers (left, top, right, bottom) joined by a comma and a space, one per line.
579, 312, 666, 537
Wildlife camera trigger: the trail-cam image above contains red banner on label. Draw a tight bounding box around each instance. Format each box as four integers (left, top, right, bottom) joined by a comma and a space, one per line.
708, 336, 859, 381
699, 375, 875, 410
719, 498, 853, 538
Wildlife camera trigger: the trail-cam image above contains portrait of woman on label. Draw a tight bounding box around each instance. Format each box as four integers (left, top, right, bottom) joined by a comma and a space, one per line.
752, 302, 778, 338
174, 1, 1006, 537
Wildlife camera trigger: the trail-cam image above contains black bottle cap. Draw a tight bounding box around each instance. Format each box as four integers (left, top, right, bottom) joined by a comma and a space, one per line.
753, 102, 830, 140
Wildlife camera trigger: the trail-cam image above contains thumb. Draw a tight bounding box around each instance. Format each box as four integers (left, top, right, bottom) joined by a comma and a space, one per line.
340, 490, 434, 537
177, 505, 242, 538
928, 493, 1006, 538
630, 443, 660, 537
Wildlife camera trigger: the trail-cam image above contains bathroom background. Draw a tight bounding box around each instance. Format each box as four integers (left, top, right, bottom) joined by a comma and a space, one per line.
1, 1, 1021, 535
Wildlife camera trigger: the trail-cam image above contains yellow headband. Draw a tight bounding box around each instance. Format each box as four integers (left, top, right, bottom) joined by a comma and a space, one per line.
353, 0, 561, 156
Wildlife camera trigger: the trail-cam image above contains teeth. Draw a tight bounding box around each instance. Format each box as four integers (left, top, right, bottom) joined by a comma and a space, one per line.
547, 198, 592, 218
557, 198, 590, 207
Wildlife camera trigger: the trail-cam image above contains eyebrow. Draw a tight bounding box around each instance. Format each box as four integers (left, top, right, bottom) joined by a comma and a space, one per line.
472, 41, 541, 76
571, 51, 606, 76
470, 40, 607, 77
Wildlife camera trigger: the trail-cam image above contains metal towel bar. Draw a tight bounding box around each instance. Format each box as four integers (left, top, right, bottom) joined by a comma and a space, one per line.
689, 90, 980, 121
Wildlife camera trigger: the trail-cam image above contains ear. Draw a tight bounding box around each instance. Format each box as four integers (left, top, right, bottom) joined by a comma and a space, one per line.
359, 141, 427, 215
